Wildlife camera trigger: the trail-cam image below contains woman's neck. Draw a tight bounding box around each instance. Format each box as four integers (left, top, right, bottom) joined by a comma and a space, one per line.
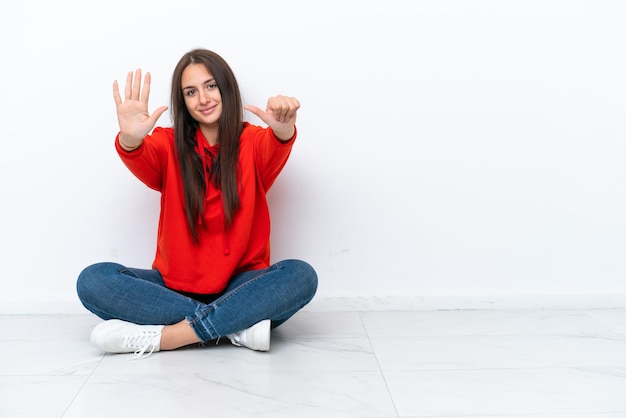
200, 124, 219, 146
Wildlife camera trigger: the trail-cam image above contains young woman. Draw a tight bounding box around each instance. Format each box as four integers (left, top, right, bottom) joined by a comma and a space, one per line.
76, 49, 317, 358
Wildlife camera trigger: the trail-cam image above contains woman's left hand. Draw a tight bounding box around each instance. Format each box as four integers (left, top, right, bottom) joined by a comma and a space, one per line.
245, 95, 300, 141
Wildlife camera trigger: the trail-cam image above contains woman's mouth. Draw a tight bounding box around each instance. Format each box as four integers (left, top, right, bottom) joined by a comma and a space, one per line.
199, 105, 216, 115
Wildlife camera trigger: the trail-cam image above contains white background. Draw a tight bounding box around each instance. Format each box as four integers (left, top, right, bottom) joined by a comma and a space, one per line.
1, 0, 625, 313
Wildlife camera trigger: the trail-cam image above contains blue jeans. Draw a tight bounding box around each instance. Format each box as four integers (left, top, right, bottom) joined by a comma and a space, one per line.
76, 259, 318, 342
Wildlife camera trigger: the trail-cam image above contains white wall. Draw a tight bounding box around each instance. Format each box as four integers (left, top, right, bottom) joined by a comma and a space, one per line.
1, 0, 625, 313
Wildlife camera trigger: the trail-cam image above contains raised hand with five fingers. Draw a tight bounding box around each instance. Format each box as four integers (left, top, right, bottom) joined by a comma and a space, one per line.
244, 95, 300, 142
113, 69, 168, 151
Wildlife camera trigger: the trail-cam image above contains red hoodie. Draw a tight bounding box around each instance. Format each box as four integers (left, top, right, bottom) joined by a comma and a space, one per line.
116, 122, 295, 294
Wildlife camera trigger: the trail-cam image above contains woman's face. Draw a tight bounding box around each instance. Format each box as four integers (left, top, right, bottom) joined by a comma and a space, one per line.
181, 63, 222, 129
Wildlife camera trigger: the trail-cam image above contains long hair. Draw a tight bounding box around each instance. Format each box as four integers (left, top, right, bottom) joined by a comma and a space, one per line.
170, 49, 243, 242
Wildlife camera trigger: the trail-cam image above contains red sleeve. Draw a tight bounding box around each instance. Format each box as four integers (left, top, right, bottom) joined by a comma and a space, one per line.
247, 124, 296, 191
115, 127, 173, 192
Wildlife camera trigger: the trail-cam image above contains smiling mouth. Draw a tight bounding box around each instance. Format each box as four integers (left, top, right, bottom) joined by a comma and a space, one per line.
199, 106, 216, 115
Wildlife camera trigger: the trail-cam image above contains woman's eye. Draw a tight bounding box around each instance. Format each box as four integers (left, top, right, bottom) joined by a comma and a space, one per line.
207, 83, 218, 90
185, 89, 197, 97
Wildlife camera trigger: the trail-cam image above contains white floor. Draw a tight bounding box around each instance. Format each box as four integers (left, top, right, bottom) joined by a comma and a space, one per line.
1, 309, 626, 418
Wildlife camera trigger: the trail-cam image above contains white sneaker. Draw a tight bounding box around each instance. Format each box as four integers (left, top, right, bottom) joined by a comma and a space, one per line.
90, 319, 164, 359
227, 319, 271, 351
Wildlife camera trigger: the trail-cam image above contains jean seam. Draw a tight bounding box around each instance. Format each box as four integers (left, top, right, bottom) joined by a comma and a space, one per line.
119, 267, 141, 279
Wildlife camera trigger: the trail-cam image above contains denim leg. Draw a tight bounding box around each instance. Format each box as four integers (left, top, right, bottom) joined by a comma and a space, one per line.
187, 259, 318, 341
77, 259, 318, 343
76, 262, 202, 326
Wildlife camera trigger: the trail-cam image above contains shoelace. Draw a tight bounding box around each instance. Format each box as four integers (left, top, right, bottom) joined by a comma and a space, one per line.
122, 331, 160, 360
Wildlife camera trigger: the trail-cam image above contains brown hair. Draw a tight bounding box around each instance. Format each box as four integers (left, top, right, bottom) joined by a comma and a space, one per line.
170, 49, 242, 242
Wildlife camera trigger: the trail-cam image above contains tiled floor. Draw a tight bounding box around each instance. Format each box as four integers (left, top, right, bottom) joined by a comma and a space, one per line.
1, 309, 626, 417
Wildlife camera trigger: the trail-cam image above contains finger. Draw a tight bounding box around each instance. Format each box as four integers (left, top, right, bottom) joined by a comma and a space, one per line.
273, 95, 289, 121
268, 95, 299, 122
287, 97, 301, 120
149, 106, 168, 124
113, 80, 122, 106
124, 71, 133, 101
244, 104, 266, 120
286, 97, 300, 121
141, 72, 152, 104
280, 97, 290, 121
131, 68, 142, 100
265, 97, 280, 121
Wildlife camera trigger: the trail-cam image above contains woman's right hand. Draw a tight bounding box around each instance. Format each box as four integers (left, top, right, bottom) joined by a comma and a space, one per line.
113, 69, 168, 150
